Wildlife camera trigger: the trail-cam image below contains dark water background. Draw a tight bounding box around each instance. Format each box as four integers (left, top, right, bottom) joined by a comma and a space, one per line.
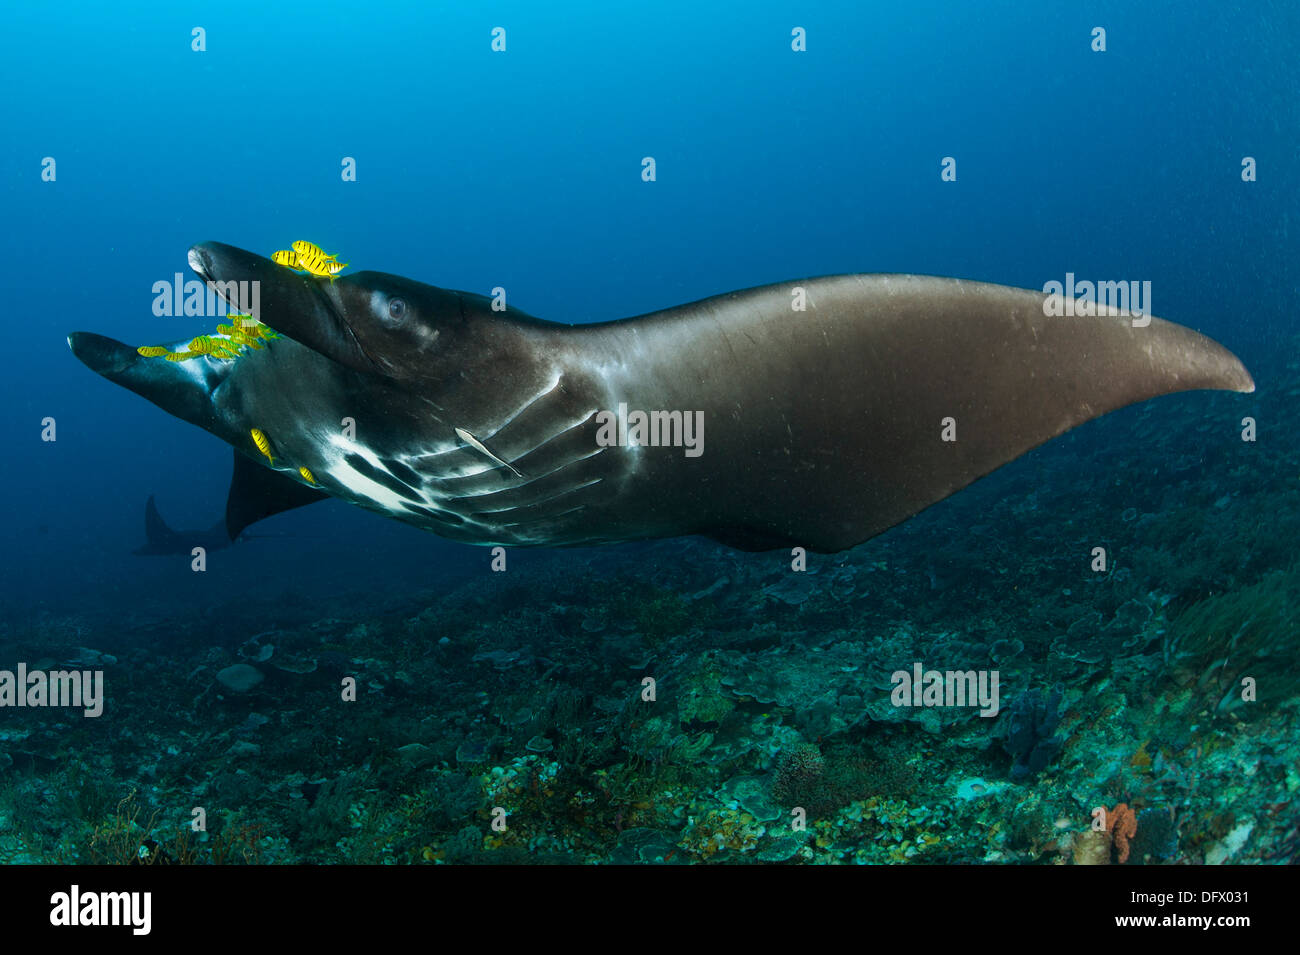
2, 2, 1294, 629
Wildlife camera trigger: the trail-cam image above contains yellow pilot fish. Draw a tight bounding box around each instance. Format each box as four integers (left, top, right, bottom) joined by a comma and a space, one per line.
298, 465, 318, 485
292, 240, 337, 261
250, 428, 274, 465
271, 249, 304, 270
299, 250, 349, 282
230, 315, 279, 340
225, 327, 265, 349
188, 335, 241, 360
137, 316, 279, 365
215, 324, 259, 346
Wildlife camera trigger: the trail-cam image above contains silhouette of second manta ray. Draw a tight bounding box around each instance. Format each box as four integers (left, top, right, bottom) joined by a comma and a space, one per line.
134, 495, 231, 556
74, 243, 1254, 552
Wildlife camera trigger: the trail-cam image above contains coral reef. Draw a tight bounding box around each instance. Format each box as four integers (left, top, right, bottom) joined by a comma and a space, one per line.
1000, 685, 1065, 779
1107, 803, 1138, 864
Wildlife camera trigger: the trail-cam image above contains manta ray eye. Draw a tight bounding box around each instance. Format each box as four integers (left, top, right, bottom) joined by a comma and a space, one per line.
387, 298, 407, 321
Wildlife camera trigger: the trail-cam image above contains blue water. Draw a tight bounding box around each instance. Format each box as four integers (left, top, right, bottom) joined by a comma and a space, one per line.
3, 1, 1295, 619
0, 1, 1297, 866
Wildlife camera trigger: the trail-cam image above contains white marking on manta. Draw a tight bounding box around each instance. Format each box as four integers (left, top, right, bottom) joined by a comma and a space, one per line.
402, 391, 588, 471
480, 374, 563, 439
407, 426, 608, 493
407, 443, 491, 463
508, 409, 600, 460
162, 349, 227, 396
468, 478, 604, 515
322, 434, 442, 513
324, 457, 418, 513
458, 447, 608, 500
497, 504, 590, 528
401, 449, 484, 485
577, 350, 639, 383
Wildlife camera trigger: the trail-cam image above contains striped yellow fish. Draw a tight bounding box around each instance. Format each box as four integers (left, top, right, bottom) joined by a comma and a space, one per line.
296, 250, 328, 274
230, 330, 265, 349
292, 240, 338, 261
271, 250, 303, 270
230, 315, 279, 339
250, 428, 274, 465
228, 317, 279, 342
298, 465, 318, 485
214, 326, 249, 347
188, 336, 241, 360
299, 251, 349, 282
139, 318, 277, 365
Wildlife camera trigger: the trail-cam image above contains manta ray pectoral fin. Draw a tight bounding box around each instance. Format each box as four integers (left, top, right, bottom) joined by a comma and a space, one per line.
454, 427, 524, 478
226, 450, 329, 540
670, 277, 1256, 553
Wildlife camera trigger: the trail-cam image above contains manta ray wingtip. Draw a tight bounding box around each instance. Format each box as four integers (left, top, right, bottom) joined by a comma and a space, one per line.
1193, 333, 1254, 394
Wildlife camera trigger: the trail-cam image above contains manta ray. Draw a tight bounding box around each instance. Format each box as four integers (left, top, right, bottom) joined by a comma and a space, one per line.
133, 494, 232, 556
69, 243, 1254, 552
